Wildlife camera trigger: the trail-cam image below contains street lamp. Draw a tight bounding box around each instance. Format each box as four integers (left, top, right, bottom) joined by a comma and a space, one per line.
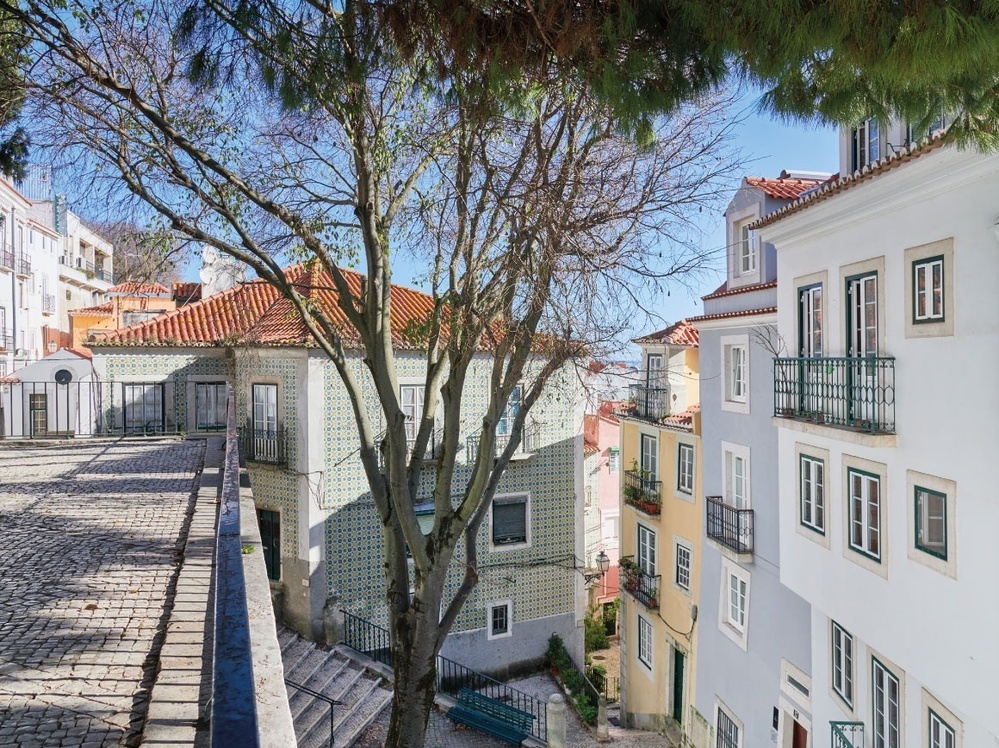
584, 550, 611, 584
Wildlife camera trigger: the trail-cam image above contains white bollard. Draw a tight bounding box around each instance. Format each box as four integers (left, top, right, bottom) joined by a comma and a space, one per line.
547, 693, 567, 748
596, 693, 610, 742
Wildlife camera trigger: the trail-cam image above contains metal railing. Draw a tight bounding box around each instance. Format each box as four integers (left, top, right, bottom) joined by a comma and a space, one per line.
623, 469, 662, 515
15, 252, 31, 276
42, 294, 56, 313
774, 356, 896, 434
601, 676, 620, 704
620, 557, 660, 610
211, 388, 260, 746
239, 425, 288, 465
285, 679, 341, 748
625, 383, 671, 422
0, 247, 12, 269
0, 329, 10, 350
830, 721, 864, 748
466, 420, 541, 462
341, 611, 547, 742
706, 496, 754, 555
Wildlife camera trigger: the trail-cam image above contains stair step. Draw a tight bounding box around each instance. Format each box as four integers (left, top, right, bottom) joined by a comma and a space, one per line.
302, 677, 391, 748
286, 657, 351, 714
325, 685, 392, 748
293, 668, 365, 739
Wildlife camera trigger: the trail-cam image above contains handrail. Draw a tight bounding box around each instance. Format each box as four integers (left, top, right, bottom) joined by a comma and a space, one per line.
210, 388, 260, 746
705, 496, 754, 555
830, 720, 864, 748
285, 679, 342, 748
341, 610, 547, 742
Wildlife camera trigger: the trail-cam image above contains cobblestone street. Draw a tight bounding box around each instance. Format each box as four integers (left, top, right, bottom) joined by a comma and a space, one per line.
0, 440, 205, 747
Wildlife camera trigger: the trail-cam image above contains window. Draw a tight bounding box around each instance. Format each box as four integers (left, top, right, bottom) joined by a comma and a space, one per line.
831, 621, 854, 707
849, 469, 881, 560
487, 601, 512, 640
872, 658, 901, 748
195, 382, 228, 431
123, 383, 165, 435
252, 383, 278, 435
800, 455, 825, 534
601, 511, 619, 544
726, 344, 747, 402
257, 508, 281, 581
738, 220, 756, 275
851, 118, 880, 171
640, 433, 658, 482
913, 257, 944, 323
497, 384, 522, 436
400, 384, 426, 446
915, 486, 947, 560
726, 571, 747, 632
491, 494, 529, 548
798, 284, 823, 357
847, 273, 879, 357
716, 705, 741, 748
608, 448, 620, 474
637, 615, 653, 668
929, 710, 956, 748
724, 446, 750, 510
646, 354, 663, 385
675, 542, 691, 591
677, 443, 694, 494
637, 524, 657, 576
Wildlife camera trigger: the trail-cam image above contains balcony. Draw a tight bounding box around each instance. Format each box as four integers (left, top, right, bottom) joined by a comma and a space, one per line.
59, 255, 115, 286
0, 247, 12, 270
623, 469, 662, 516
620, 383, 671, 423
15, 253, 31, 277
0, 329, 10, 350
774, 357, 895, 434
239, 426, 288, 465
830, 721, 864, 748
467, 420, 540, 462
619, 557, 660, 610
706, 496, 754, 555
41, 294, 56, 314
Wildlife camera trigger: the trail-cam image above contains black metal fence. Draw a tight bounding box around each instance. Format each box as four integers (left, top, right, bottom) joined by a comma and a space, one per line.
706, 496, 755, 555
341, 611, 547, 742
627, 383, 671, 422
0, 380, 184, 438
601, 676, 620, 703
238, 425, 288, 465
466, 420, 541, 463
211, 388, 260, 746
620, 558, 661, 610
623, 469, 662, 515
773, 356, 896, 433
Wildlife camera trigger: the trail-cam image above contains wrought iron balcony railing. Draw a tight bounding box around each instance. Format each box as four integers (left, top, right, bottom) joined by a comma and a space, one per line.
0, 329, 10, 350
620, 557, 661, 610
830, 721, 864, 748
706, 496, 754, 555
0, 248, 12, 270
623, 469, 662, 516
774, 356, 895, 434
239, 426, 288, 465
623, 383, 671, 422
42, 294, 56, 314
466, 420, 541, 462
15, 253, 31, 276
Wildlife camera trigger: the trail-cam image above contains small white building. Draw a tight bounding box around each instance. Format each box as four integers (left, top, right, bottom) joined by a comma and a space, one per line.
761, 132, 999, 746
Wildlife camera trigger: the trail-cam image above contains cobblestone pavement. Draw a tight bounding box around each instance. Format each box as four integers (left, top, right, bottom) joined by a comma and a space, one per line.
0, 440, 205, 748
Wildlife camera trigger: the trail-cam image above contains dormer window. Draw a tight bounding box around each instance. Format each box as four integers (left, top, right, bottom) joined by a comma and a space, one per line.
851, 119, 880, 171
739, 221, 756, 275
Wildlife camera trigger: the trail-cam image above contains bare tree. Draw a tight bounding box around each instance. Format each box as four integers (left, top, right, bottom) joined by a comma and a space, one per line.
85, 220, 186, 285
2, 2, 740, 744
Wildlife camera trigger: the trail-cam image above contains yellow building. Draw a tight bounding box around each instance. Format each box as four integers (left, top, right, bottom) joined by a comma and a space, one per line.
69, 281, 176, 348
618, 320, 702, 741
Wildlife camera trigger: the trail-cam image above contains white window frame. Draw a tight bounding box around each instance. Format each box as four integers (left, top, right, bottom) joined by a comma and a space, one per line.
913, 257, 944, 322
497, 383, 523, 436
400, 383, 426, 447
852, 118, 880, 170
848, 468, 882, 562
800, 454, 825, 534
601, 509, 619, 548
720, 335, 750, 414
637, 523, 657, 577
831, 621, 854, 708
677, 442, 695, 495
715, 701, 742, 748
738, 220, 757, 276
486, 600, 513, 640
674, 539, 691, 592
252, 383, 278, 434
640, 432, 658, 482
922, 689, 962, 748
722, 442, 751, 511
799, 283, 823, 357
608, 448, 620, 474
929, 710, 956, 748
645, 353, 664, 385
489, 492, 531, 551
727, 572, 747, 632
718, 559, 750, 649
194, 381, 229, 431
637, 614, 653, 670
872, 656, 902, 748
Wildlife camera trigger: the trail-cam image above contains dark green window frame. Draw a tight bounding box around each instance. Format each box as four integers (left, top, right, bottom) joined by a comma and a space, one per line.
914, 486, 948, 561
831, 620, 854, 708
871, 655, 901, 748
799, 453, 826, 536
257, 508, 281, 581
797, 282, 823, 357
928, 707, 957, 748
912, 254, 945, 325
847, 467, 882, 562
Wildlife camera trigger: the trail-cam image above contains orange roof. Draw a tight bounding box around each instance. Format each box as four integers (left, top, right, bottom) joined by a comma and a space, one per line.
745, 176, 828, 200
632, 319, 699, 347
90, 264, 440, 350
661, 404, 699, 431
110, 281, 170, 295
687, 306, 776, 323
68, 301, 113, 317
752, 135, 947, 229
583, 438, 599, 455
172, 281, 202, 304
702, 279, 777, 301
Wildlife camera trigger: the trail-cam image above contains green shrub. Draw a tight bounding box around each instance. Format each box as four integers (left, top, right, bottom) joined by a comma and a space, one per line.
602, 599, 619, 636
584, 606, 610, 652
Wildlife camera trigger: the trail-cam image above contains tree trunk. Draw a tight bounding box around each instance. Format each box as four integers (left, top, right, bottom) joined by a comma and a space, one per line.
384, 622, 439, 748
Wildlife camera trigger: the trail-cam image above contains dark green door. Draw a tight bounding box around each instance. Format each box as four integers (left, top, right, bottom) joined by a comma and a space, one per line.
257, 509, 281, 581
671, 648, 685, 722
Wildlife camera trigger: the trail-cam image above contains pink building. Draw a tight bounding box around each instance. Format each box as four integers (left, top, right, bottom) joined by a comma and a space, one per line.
584, 401, 622, 607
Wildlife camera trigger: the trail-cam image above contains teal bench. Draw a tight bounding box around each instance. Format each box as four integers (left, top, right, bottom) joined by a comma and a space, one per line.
446, 687, 536, 745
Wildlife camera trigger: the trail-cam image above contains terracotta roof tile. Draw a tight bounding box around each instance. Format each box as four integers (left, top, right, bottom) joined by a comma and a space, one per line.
90, 264, 440, 350
752, 135, 947, 229
110, 281, 170, 295
632, 319, 699, 347
172, 281, 202, 304
701, 279, 777, 301
745, 176, 828, 200
68, 301, 113, 317
661, 404, 700, 431
687, 306, 776, 323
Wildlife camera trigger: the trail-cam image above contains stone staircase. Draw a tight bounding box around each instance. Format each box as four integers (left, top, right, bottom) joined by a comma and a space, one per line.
279, 626, 393, 748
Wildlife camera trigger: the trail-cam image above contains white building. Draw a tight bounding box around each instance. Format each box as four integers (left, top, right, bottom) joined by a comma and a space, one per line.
0, 176, 114, 376
762, 133, 999, 746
